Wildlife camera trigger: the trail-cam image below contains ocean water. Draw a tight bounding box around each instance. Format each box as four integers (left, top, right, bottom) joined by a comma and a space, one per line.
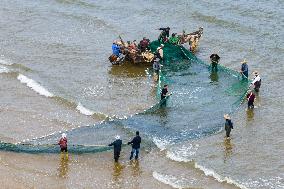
0, 0, 283, 188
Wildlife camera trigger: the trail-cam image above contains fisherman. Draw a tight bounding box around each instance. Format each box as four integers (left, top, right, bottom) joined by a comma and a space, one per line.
158, 27, 170, 43
156, 44, 164, 60
127, 131, 141, 160
224, 114, 233, 138
139, 37, 150, 52
108, 135, 123, 162
58, 133, 68, 153
112, 41, 121, 57
161, 84, 171, 100
246, 90, 256, 109
153, 55, 161, 73
240, 59, 249, 78
210, 53, 220, 71
251, 71, 261, 92
169, 33, 179, 45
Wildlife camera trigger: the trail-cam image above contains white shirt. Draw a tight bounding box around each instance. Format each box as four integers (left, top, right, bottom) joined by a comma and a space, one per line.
251, 75, 261, 85
157, 47, 163, 59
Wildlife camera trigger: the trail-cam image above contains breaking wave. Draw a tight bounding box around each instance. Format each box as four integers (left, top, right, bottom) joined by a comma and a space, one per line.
194, 163, 249, 189
17, 74, 54, 97
152, 171, 187, 189
76, 102, 95, 116
166, 144, 198, 163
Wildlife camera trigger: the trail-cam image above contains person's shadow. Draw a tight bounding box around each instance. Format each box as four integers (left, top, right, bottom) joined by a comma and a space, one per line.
58, 153, 69, 178
223, 138, 233, 163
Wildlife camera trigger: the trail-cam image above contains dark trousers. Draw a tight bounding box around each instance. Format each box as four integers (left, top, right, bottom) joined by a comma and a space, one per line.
211, 62, 218, 71
130, 148, 140, 160
114, 151, 121, 162
225, 128, 231, 137
248, 101, 254, 109
60, 147, 67, 152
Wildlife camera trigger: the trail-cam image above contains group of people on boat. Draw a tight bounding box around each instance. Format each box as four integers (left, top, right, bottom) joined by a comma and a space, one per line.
209, 54, 262, 138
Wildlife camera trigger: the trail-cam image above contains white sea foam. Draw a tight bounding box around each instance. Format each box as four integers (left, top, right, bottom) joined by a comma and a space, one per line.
0, 65, 10, 73
166, 144, 198, 162
76, 103, 95, 116
153, 137, 172, 151
194, 163, 249, 189
0, 59, 13, 65
152, 171, 185, 189
17, 74, 54, 97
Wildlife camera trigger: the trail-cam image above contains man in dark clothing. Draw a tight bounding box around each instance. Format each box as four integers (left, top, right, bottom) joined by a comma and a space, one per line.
161, 85, 169, 100
210, 53, 220, 71
247, 91, 255, 109
240, 59, 249, 78
127, 131, 141, 160
109, 135, 123, 162
158, 27, 170, 43
224, 114, 233, 138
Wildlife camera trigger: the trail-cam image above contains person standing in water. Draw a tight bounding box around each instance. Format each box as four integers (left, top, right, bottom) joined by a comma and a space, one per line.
58, 133, 68, 153
247, 90, 256, 109
161, 84, 171, 100
240, 59, 249, 78
109, 135, 123, 162
210, 53, 220, 71
224, 114, 233, 138
251, 71, 261, 92
127, 131, 141, 160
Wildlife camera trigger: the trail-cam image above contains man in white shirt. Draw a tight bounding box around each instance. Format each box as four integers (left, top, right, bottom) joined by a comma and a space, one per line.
251, 71, 261, 92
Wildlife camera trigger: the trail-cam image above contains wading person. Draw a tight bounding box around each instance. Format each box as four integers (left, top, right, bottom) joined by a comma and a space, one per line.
161, 84, 170, 100
247, 90, 256, 109
156, 44, 164, 60
210, 53, 220, 71
240, 59, 249, 78
251, 71, 261, 92
158, 27, 170, 43
109, 135, 122, 162
58, 133, 68, 153
224, 114, 233, 138
127, 131, 141, 160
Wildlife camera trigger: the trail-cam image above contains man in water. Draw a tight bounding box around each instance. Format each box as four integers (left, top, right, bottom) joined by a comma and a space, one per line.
58, 133, 68, 153
139, 37, 150, 52
247, 90, 256, 109
158, 27, 170, 43
109, 135, 123, 162
251, 71, 261, 92
240, 59, 249, 78
210, 53, 220, 71
161, 84, 172, 100
127, 131, 141, 160
156, 44, 164, 60
224, 114, 233, 138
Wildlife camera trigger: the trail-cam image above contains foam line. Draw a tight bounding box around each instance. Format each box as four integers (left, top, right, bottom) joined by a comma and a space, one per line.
194, 163, 248, 189
17, 74, 54, 97
152, 171, 185, 189
76, 103, 95, 116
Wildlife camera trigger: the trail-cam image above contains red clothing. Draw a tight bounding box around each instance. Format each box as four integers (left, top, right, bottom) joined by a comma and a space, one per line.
247, 93, 255, 102
58, 138, 67, 149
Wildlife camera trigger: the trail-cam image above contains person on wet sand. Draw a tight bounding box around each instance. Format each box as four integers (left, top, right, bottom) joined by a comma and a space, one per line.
109, 135, 123, 162
224, 114, 233, 138
58, 133, 68, 153
127, 131, 141, 160
247, 90, 256, 109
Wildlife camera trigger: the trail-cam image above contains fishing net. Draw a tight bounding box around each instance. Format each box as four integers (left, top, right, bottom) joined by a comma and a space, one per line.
0, 41, 250, 153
